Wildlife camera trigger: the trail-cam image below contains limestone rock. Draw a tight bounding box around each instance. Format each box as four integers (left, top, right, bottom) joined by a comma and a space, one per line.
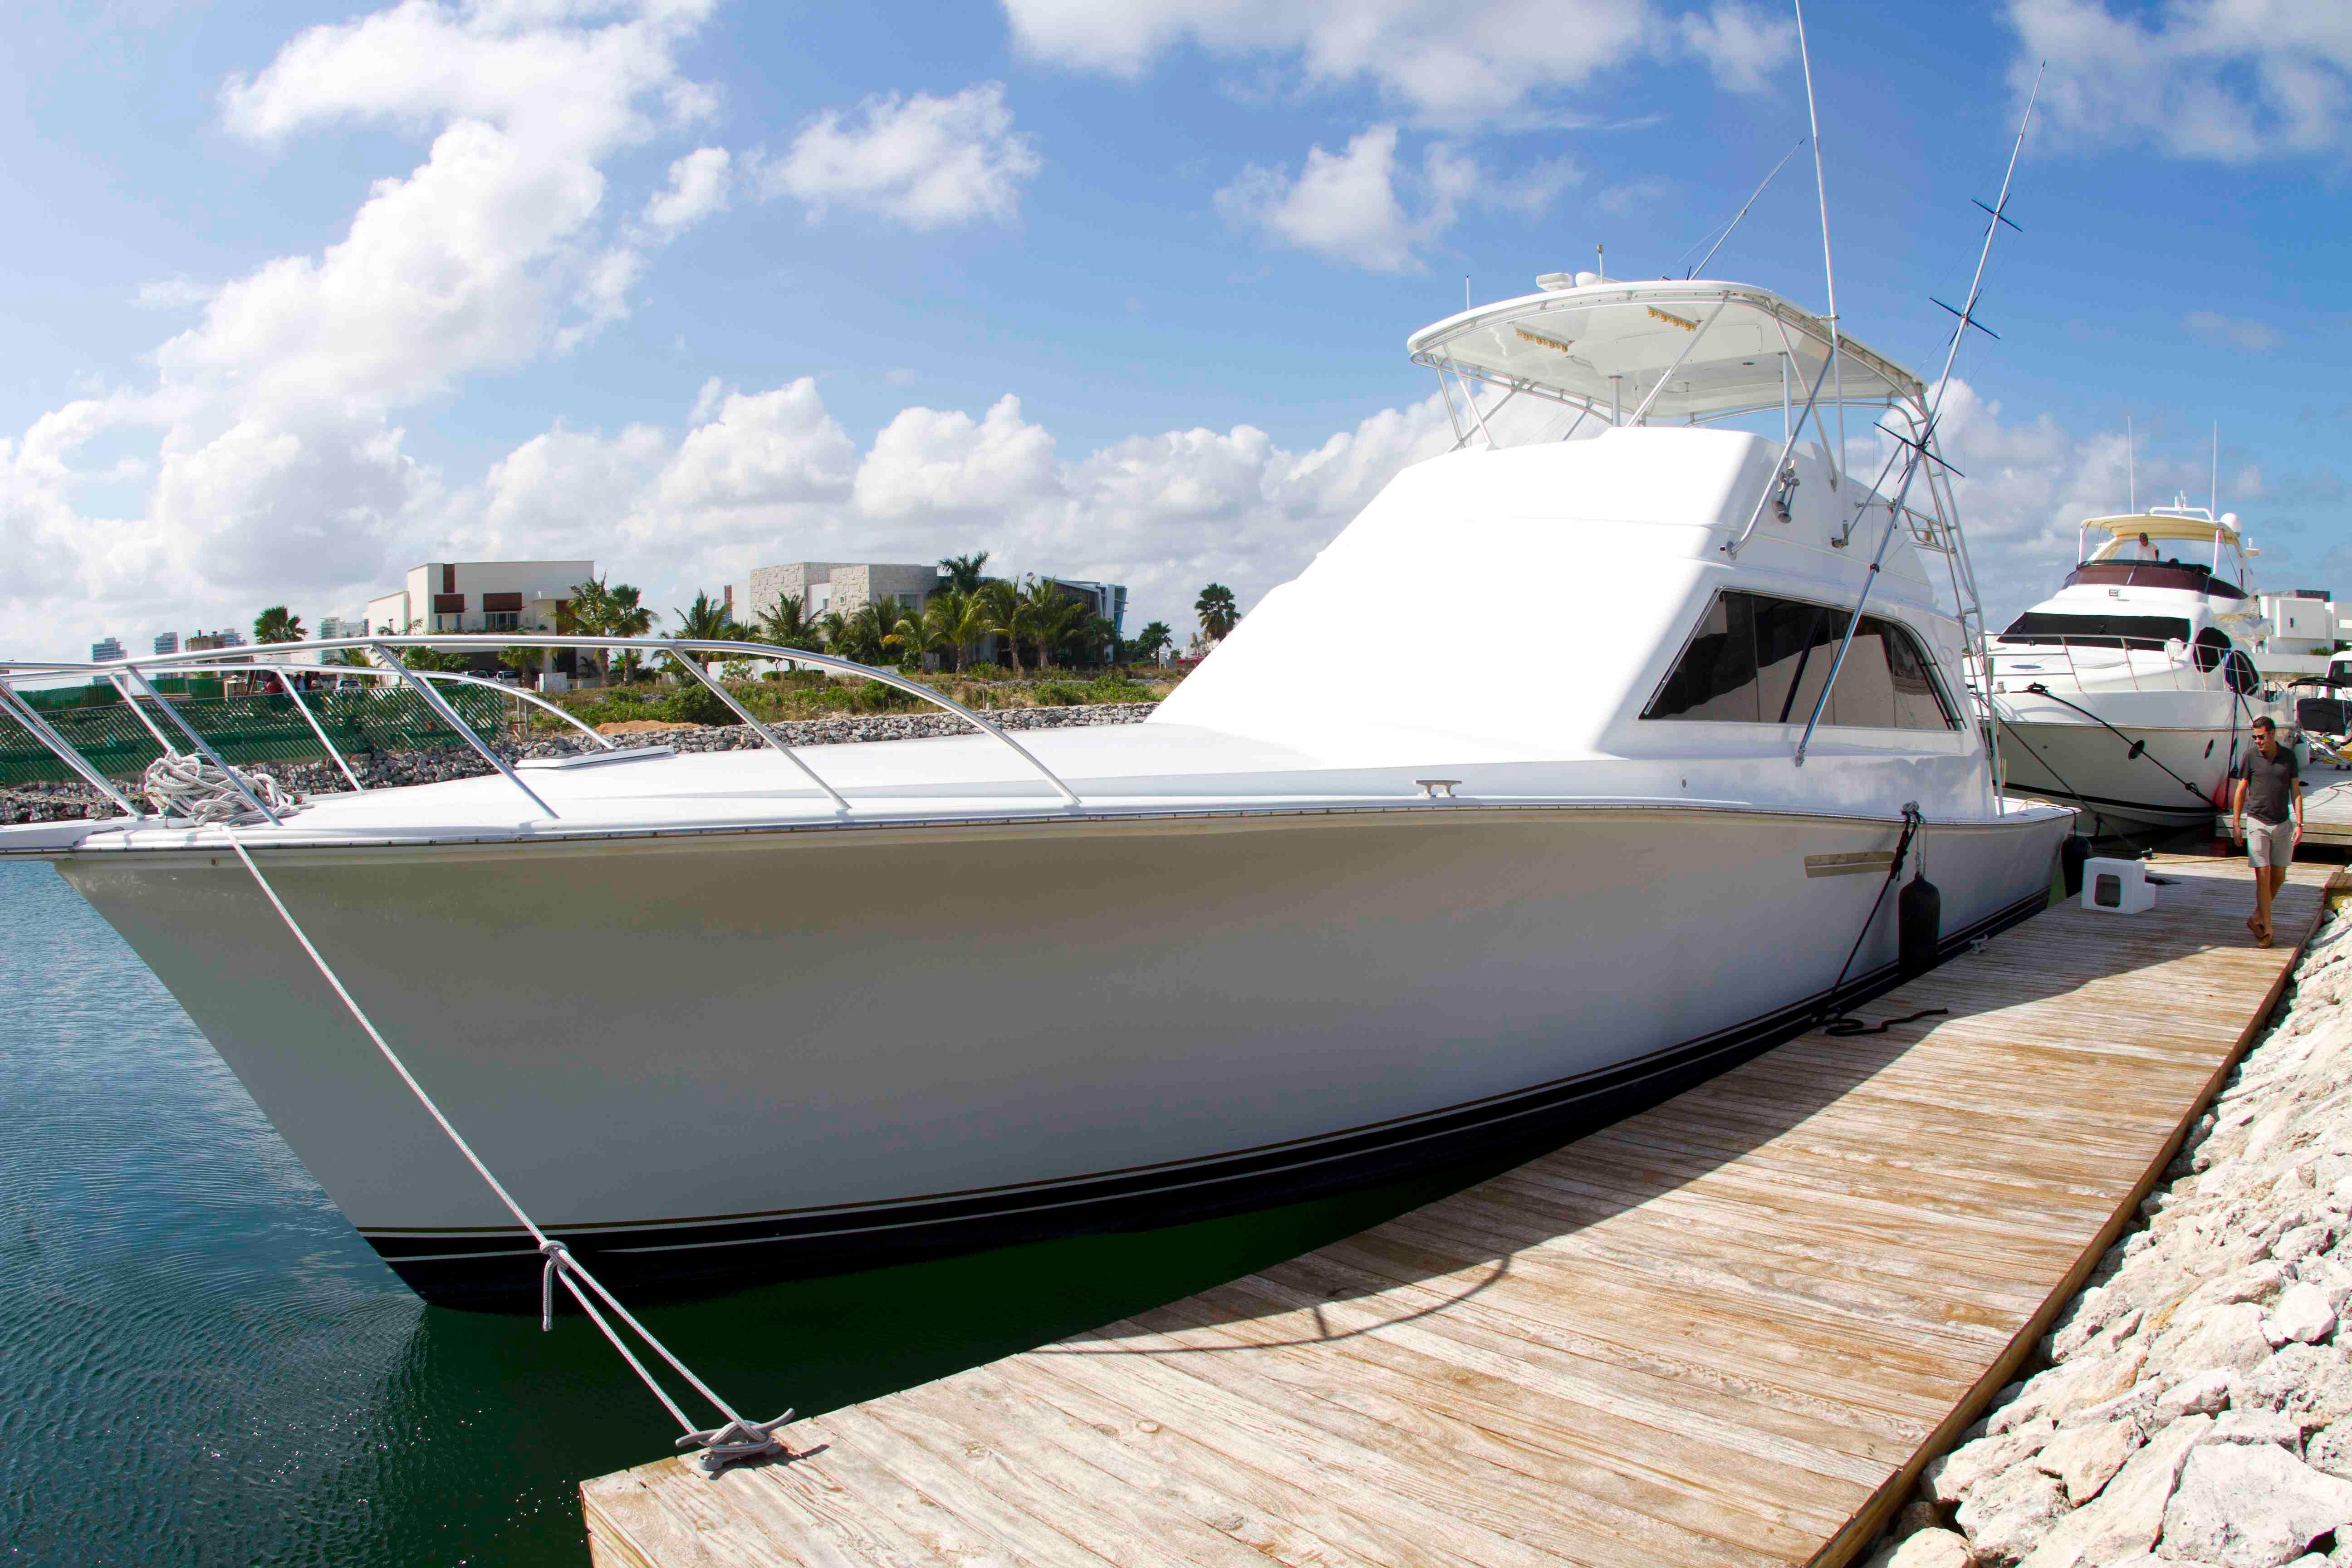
2016, 1416, 2211, 1568
1955, 1461, 2069, 1564
2266, 1283, 2341, 1347
2158, 1369, 2237, 1424
2158, 1442, 2352, 1567
2206, 1409, 2308, 1450
2167, 1303, 2279, 1376
2036, 1418, 2143, 1503
2247, 1346, 2352, 1431
1924, 1418, 2055, 1507
1864, 1528, 1972, 1568
2308, 1420, 2352, 1480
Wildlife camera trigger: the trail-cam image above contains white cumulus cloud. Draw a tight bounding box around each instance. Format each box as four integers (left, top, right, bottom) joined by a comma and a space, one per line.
0, 0, 725, 648
1217, 126, 1492, 273
1004, 0, 1787, 127
2009, 0, 2352, 161
761, 82, 1040, 229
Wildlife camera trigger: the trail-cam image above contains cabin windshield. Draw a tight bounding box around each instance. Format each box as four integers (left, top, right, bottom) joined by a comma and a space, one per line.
1996, 612, 2191, 648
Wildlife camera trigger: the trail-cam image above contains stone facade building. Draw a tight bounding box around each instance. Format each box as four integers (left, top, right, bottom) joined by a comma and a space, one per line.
726, 562, 940, 625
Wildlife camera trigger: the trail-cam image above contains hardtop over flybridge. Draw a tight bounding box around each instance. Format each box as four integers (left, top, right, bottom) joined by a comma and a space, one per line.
0, 254, 2072, 1308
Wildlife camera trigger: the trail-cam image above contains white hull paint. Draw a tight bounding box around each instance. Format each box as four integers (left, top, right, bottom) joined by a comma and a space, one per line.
57, 799, 2063, 1304
1994, 691, 2248, 830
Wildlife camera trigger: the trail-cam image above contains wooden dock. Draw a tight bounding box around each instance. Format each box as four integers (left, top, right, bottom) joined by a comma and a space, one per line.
2218, 760, 2352, 847
581, 856, 2333, 1568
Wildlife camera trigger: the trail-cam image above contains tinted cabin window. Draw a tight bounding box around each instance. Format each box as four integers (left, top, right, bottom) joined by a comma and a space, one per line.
1996, 611, 2191, 648
1643, 593, 1758, 721
1754, 596, 1838, 724
1645, 591, 1955, 731
1884, 620, 1952, 729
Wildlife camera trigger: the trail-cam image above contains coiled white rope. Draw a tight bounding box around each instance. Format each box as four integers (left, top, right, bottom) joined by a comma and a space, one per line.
216, 828, 794, 1473
141, 753, 307, 826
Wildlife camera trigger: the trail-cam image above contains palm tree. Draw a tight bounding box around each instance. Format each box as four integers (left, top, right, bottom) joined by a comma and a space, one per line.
1073, 613, 1119, 668
976, 578, 1030, 675
1194, 583, 1239, 642
254, 606, 305, 644
917, 588, 995, 672
937, 551, 991, 593
668, 589, 736, 666
813, 609, 852, 659
1022, 578, 1088, 671
834, 597, 907, 665
568, 575, 654, 685
754, 591, 816, 650
1128, 620, 1175, 664
883, 598, 943, 666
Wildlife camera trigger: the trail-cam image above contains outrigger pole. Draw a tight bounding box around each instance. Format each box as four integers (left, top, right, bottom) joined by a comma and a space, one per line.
1793, 64, 2046, 769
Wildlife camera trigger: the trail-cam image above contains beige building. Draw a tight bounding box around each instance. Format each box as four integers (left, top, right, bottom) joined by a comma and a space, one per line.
726, 562, 939, 625
366, 560, 595, 637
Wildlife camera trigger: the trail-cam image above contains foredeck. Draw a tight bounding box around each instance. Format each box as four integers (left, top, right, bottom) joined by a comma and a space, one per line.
580, 854, 2334, 1568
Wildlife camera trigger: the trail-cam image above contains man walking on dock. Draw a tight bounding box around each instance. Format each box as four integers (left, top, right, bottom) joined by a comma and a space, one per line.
2231, 715, 2303, 948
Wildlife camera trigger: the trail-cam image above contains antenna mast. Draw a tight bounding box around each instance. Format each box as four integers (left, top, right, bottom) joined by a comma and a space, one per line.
2210, 421, 2219, 516
1685, 138, 1806, 279
1792, 66, 2043, 770
2128, 414, 2136, 511
1792, 0, 1843, 485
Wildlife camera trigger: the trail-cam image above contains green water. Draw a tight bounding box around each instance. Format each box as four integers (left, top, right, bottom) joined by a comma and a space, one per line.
0, 860, 1508, 1565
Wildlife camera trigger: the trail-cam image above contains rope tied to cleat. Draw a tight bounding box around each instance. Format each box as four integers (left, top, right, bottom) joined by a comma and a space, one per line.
142, 753, 307, 827
217, 828, 792, 1475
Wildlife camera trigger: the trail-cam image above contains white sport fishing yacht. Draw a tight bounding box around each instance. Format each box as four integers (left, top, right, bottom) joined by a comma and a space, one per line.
1, 277, 2072, 1308
1985, 504, 2289, 833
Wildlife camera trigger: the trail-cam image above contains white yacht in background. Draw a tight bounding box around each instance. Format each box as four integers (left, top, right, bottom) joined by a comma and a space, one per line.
0, 277, 2072, 1308
1985, 503, 2290, 833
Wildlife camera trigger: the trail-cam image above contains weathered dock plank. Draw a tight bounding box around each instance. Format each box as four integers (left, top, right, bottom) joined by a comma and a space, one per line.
2219, 760, 2352, 846
583, 855, 2333, 1568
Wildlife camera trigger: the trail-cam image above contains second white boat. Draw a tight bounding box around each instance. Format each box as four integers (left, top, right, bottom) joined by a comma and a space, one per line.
1986, 505, 2289, 833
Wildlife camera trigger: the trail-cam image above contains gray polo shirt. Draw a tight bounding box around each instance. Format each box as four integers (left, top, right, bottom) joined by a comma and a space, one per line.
2237, 744, 2300, 825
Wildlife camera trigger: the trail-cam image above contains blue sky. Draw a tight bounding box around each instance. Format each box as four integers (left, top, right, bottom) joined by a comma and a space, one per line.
1, 0, 2345, 656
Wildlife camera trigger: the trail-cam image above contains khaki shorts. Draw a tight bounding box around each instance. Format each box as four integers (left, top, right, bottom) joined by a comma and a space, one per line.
2246, 817, 2295, 868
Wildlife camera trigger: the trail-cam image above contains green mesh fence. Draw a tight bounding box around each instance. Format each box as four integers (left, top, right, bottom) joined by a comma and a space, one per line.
0, 684, 515, 788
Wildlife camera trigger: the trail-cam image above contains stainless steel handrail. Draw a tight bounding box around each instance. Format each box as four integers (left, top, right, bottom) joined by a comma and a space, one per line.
368, 643, 559, 819
1984, 636, 2208, 696
117, 660, 617, 756
0, 635, 1085, 823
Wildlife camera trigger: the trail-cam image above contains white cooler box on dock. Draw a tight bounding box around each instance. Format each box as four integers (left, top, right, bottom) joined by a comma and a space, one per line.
2082, 858, 2156, 914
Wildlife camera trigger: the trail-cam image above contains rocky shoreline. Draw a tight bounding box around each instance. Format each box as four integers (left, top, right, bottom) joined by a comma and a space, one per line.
1867, 893, 2352, 1568
0, 701, 1160, 823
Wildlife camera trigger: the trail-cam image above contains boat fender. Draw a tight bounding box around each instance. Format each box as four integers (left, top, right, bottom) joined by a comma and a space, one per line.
2059, 834, 2092, 898
1898, 874, 1941, 980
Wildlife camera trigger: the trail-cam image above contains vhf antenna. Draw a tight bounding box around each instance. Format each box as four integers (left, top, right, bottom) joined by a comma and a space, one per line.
1792, 0, 1844, 486
1681, 138, 1807, 279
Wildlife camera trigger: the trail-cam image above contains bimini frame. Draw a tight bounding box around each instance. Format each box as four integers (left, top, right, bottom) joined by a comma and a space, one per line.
0, 635, 1083, 824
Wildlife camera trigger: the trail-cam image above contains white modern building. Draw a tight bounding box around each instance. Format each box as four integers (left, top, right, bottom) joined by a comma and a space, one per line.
152, 632, 179, 656
2254, 589, 2340, 681
91, 636, 124, 662
366, 561, 596, 637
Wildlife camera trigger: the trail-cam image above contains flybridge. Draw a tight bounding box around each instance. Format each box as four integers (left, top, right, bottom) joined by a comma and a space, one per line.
1406, 278, 1926, 432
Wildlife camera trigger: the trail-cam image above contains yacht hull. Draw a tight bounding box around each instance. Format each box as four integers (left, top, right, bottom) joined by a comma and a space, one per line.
57, 803, 2065, 1308
1995, 708, 2248, 832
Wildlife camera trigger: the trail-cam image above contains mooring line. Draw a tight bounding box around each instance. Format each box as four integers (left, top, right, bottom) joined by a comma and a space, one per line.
217, 828, 792, 1472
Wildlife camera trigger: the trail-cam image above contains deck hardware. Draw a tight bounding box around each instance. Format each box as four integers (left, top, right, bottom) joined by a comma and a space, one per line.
369, 644, 559, 821
121, 664, 281, 824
